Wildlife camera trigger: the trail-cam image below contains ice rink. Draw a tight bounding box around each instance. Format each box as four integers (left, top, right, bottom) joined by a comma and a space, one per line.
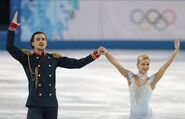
0, 50, 185, 119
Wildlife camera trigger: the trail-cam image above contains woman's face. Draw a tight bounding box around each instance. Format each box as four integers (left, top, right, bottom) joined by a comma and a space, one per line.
137, 59, 150, 74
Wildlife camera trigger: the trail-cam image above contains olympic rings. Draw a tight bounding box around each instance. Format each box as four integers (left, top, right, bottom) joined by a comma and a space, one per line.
130, 9, 176, 31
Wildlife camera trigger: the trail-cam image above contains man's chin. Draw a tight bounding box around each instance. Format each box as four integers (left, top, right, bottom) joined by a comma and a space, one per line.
38, 47, 45, 51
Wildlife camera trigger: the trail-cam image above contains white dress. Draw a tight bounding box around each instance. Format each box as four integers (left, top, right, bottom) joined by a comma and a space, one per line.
128, 72, 155, 119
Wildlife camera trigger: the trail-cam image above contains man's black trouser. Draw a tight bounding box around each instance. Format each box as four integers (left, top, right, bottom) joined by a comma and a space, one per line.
27, 107, 58, 119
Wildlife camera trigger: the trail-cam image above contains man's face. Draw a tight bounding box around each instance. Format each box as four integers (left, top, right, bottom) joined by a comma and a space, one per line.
32, 33, 47, 51
137, 59, 150, 74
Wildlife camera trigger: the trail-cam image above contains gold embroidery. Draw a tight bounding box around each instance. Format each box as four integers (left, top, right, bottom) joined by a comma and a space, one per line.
52, 53, 62, 58
28, 54, 38, 89
21, 49, 32, 55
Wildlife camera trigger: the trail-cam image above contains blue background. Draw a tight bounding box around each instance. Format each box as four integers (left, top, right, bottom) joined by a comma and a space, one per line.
0, 0, 184, 50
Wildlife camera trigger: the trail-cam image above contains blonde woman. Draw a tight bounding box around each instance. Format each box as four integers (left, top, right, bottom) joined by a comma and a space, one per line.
101, 40, 180, 119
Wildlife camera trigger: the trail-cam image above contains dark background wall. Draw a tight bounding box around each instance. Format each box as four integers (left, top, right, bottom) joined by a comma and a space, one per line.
0, 0, 9, 30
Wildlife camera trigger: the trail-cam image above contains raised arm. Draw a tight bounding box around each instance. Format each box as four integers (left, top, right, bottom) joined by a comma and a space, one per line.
103, 48, 131, 83
7, 11, 20, 52
6, 11, 27, 63
151, 39, 180, 89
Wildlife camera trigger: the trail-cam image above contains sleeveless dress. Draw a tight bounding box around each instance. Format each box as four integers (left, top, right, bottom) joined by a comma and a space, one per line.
128, 72, 155, 119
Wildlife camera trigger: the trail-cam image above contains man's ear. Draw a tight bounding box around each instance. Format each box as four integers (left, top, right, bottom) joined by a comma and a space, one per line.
31, 42, 34, 47
46, 41, 48, 47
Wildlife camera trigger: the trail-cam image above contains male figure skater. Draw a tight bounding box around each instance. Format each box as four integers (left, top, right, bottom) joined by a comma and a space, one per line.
7, 11, 104, 119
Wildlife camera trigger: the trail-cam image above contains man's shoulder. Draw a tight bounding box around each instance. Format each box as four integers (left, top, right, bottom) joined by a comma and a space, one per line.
21, 49, 33, 55
48, 52, 62, 58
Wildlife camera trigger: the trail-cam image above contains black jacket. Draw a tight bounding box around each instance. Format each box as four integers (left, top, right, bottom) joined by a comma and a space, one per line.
6, 30, 95, 108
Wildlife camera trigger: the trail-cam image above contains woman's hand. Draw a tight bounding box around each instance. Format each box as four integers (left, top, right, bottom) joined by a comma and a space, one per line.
174, 39, 180, 51
98, 47, 107, 55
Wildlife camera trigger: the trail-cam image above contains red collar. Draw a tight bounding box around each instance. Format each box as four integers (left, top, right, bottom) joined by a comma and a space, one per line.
34, 50, 47, 56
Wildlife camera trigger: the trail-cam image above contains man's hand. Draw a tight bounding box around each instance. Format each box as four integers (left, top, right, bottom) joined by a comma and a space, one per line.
91, 47, 107, 60
9, 11, 21, 31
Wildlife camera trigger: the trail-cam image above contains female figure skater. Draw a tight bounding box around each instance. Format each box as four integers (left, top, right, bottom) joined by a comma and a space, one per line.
101, 40, 180, 119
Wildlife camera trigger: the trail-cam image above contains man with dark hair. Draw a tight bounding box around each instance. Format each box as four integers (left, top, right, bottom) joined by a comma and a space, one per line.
6, 11, 104, 119
30, 31, 47, 49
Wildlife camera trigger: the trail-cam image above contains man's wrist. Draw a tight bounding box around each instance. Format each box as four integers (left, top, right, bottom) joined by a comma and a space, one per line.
8, 23, 18, 31
91, 50, 100, 60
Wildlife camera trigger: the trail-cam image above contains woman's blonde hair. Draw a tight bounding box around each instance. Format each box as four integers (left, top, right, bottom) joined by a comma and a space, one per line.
137, 54, 150, 64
